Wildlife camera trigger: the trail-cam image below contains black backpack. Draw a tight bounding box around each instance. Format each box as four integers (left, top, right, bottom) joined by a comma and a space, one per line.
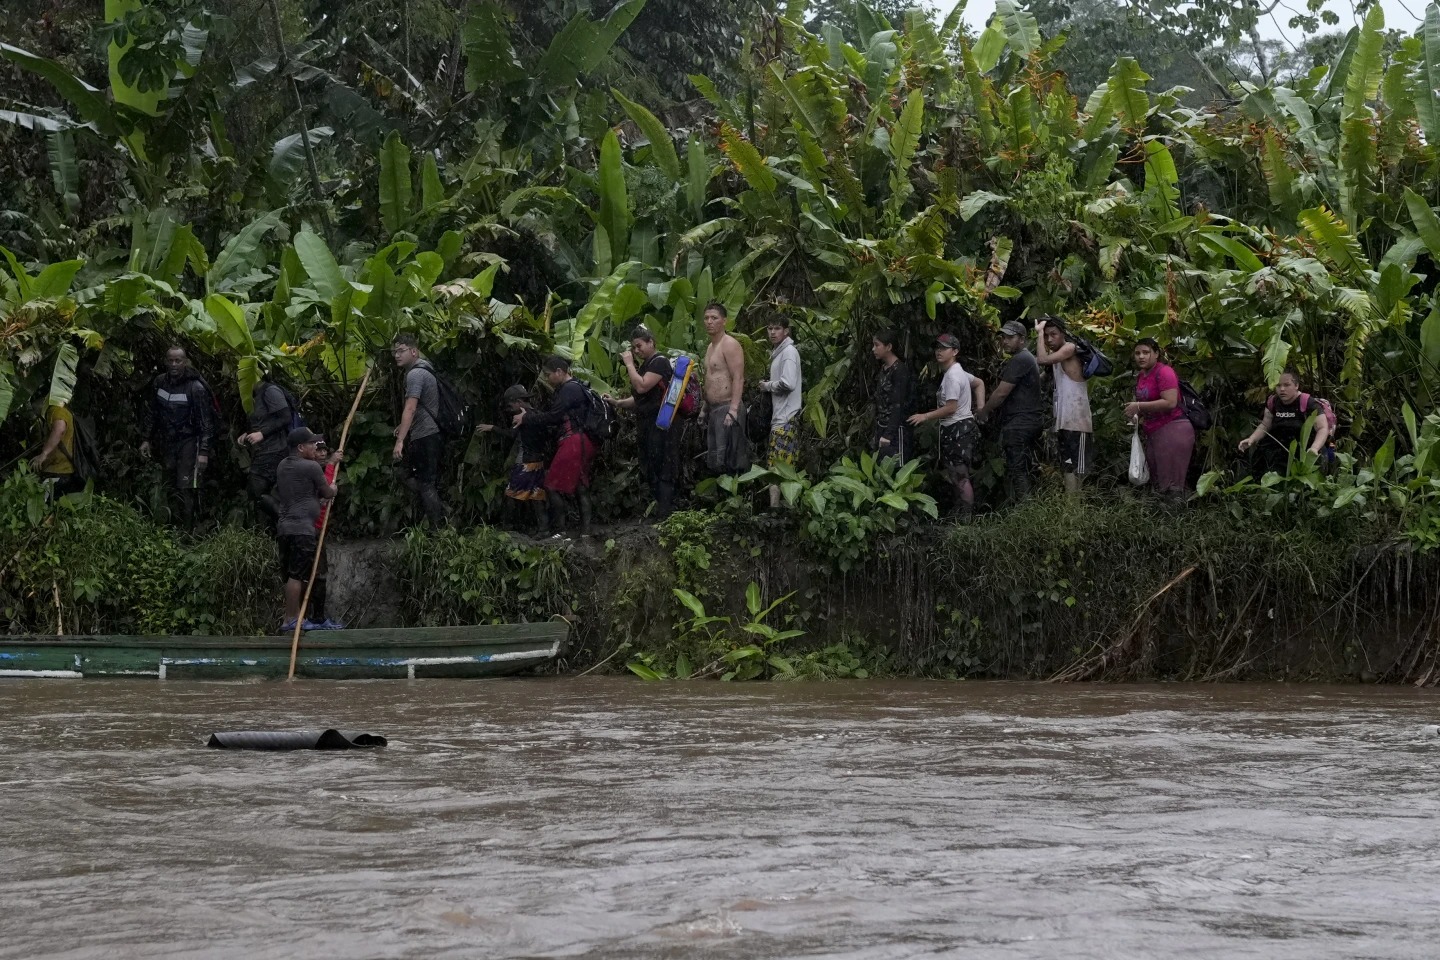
579, 381, 618, 445
1070, 336, 1114, 379
51, 412, 102, 482
1179, 380, 1212, 431
277, 383, 306, 432
417, 361, 472, 439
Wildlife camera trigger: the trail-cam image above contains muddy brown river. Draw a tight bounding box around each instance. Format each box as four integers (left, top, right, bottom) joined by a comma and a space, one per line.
2, 680, 1438, 959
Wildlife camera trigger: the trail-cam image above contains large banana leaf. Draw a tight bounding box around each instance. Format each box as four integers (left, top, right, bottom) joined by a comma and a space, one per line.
596, 129, 631, 273
237, 356, 261, 414
420, 154, 446, 212
1342, 5, 1385, 121
269, 127, 333, 183
960, 39, 995, 149
1142, 140, 1179, 220
461, 3, 525, 92
30, 260, 83, 300
1405, 188, 1440, 258
613, 90, 680, 181
293, 228, 348, 301
1337, 114, 1376, 229
537, 0, 648, 91
885, 91, 924, 222
47, 342, 79, 409
0, 43, 124, 139
1109, 58, 1151, 130
379, 131, 414, 236
1411, 4, 1440, 150
210, 211, 283, 293
994, 0, 1041, 59
1260, 128, 1299, 223
204, 293, 255, 354
46, 130, 79, 216
561, 261, 640, 360
1416, 4, 1440, 146
972, 20, 1006, 74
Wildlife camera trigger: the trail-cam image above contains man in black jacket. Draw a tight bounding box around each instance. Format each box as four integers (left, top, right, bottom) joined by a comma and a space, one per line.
871, 328, 914, 464
139, 345, 216, 528
237, 373, 297, 534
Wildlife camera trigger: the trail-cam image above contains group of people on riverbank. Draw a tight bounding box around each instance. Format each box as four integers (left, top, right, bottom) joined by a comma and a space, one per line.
18, 306, 1335, 629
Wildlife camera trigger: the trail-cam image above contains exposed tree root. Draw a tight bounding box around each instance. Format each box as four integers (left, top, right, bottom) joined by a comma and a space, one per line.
1050, 566, 1198, 682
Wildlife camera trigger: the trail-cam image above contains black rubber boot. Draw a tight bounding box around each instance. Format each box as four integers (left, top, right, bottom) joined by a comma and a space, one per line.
578, 489, 593, 537
549, 492, 570, 533
655, 481, 675, 521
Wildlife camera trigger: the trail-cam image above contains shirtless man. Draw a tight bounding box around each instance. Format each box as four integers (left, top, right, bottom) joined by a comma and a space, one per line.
702, 301, 751, 475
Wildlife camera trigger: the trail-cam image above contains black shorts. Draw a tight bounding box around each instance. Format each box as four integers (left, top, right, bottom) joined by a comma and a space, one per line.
939, 419, 979, 469
1056, 429, 1091, 476
278, 534, 326, 583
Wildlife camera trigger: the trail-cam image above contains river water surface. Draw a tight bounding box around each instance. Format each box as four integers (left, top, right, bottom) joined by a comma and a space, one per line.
3, 680, 1439, 959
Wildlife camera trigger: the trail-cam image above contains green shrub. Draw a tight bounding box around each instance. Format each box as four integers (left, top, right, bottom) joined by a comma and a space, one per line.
1, 471, 273, 635
396, 526, 572, 626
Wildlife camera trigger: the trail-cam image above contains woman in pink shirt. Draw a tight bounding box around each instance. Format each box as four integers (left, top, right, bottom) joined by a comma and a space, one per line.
1123, 338, 1194, 495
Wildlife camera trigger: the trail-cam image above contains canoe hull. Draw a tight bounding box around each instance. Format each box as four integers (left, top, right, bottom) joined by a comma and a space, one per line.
0, 624, 565, 680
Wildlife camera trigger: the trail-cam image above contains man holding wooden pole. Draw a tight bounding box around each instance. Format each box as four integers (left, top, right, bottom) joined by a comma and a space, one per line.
275, 426, 340, 632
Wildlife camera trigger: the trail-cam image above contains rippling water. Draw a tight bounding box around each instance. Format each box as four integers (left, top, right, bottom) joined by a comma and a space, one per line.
3, 679, 1439, 959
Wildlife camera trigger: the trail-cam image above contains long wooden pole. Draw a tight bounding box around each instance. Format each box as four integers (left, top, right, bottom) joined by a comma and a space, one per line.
288, 365, 373, 681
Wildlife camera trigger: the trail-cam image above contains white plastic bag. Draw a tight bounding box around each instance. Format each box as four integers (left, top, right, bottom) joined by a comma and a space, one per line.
1128, 427, 1150, 486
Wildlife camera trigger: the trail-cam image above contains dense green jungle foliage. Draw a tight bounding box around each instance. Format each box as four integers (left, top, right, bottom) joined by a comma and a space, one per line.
6, 0, 1440, 536
8, 0, 1440, 681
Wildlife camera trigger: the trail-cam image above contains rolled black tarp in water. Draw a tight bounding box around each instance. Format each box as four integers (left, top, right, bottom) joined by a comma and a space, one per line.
207, 729, 387, 750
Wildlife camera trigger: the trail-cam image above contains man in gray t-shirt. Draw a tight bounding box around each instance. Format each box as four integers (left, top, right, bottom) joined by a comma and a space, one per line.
404, 364, 440, 440
391, 334, 446, 525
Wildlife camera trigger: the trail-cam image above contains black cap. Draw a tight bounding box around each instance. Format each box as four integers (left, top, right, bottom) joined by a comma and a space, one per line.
288, 426, 325, 447
999, 320, 1028, 338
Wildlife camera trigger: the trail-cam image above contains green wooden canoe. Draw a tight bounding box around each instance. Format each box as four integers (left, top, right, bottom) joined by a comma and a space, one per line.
0, 622, 566, 680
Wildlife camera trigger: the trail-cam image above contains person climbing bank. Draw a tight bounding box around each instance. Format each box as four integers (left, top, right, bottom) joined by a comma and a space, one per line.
1238, 368, 1331, 476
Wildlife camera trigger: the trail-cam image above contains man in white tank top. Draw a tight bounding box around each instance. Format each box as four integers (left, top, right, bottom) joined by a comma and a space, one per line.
1035, 317, 1092, 494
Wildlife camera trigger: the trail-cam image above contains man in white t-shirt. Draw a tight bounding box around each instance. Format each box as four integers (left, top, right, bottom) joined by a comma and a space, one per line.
908, 333, 986, 519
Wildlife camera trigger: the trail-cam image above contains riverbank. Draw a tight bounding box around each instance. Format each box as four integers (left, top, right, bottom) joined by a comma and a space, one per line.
5, 484, 1437, 683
